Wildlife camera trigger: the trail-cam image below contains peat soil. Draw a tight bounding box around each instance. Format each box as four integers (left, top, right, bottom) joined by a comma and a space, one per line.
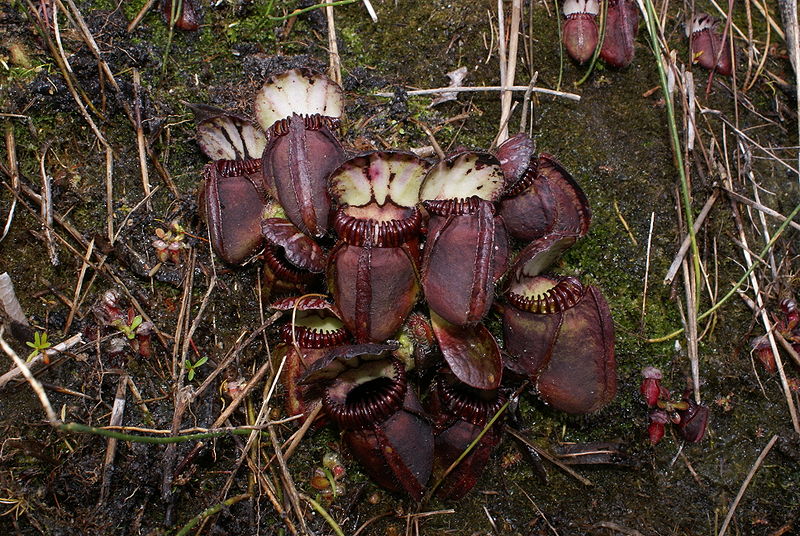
0, 0, 799, 535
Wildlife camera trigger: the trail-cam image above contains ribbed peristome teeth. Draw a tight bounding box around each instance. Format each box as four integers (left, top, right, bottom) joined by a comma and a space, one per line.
197, 115, 266, 161
562, 0, 599, 16
507, 274, 585, 314
420, 152, 505, 202
254, 69, 344, 131
685, 13, 715, 36
329, 151, 428, 208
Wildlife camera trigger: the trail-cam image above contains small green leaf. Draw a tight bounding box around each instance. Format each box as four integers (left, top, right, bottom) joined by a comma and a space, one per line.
194, 356, 208, 367
187, 368, 196, 381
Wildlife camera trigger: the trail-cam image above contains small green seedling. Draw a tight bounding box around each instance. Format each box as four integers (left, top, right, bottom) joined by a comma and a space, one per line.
184, 356, 208, 381
25, 331, 51, 362
114, 315, 143, 340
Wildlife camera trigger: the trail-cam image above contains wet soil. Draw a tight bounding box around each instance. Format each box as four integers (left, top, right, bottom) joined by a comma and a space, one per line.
1, 0, 799, 535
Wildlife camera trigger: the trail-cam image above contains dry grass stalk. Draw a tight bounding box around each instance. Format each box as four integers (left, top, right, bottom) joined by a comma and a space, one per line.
681, 259, 701, 402
723, 188, 800, 232
63, 238, 94, 336
1, 124, 19, 243
361, 0, 377, 22
38, 146, 58, 265
127, 0, 157, 32
105, 147, 114, 241
717, 434, 779, 536
0, 333, 83, 389
326, 0, 343, 87
723, 166, 800, 432
99, 375, 128, 504
375, 85, 581, 101
664, 190, 720, 284
498, 0, 522, 144
519, 73, 539, 134
641, 212, 655, 329
133, 69, 153, 212
504, 426, 592, 486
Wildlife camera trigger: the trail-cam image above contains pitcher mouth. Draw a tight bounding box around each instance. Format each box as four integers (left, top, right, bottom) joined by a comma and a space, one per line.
323, 359, 407, 430
506, 275, 585, 314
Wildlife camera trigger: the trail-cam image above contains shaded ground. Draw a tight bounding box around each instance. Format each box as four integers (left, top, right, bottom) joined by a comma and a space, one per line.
1, 0, 799, 535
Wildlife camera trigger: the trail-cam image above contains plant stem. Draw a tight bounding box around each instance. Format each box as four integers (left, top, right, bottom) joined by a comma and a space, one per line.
300, 494, 345, 536
639, 0, 702, 333
649, 199, 800, 342
269, 0, 359, 22
174, 494, 250, 536
58, 421, 268, 443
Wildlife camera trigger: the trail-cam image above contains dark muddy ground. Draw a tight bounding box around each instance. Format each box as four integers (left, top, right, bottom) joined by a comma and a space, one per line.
1, 0, 799, 535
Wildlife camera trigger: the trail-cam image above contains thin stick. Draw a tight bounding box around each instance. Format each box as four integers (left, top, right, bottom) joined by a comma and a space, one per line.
1, 114, 19, 244
126, 375, 154, 426
132, 69, 152, 211
0, 333, 83, 389
268, 421, 308, 534
412, 119, 445, 159
374, 85, 580, 101
638, 0, 702, 327
641, 212, 655, 328
105, 147, 114, 241
613, 199, 638, 245
498, 0, 522, 144
38, 145, 58, 265
725, 169, 800, 432
0, 328, 59, 424
497, 0, 507, 131
703, 110, 799, 175
717, 435, 779, 536
174, 494, 251, 536
63, 238, 94, 336
361, 0, 377, 22
723, 187, 800, 231
99, 375, 127, 504
776, 0, 800, 183
283, 402, 322, 460
681, 259, 701, 402
25, 0, 110, 149
112, 186, 161, 243
300, 494, 345, 536
504, 426, 593, 486
127, 0, 157, 32
664, 190, 720, 284
518, 73, 538, 134
326, 0, 343, 87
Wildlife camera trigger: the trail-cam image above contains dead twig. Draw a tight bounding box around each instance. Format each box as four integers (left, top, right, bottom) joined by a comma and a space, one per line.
641, 212, 655, 329
325, 0, 343, 87
38, 145, 58, 266
497, 0, 522, 144
132, 69, 153, 213
664, 190, 720, 284
63, 238, 93, 336
1, 124, 19, 243
503, 426, 593, 486
0, 333, 83, 389
723, 187, 800, 232
99, 375, 127, 504
374, 85, 580, 102
717, 435, 779, 536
